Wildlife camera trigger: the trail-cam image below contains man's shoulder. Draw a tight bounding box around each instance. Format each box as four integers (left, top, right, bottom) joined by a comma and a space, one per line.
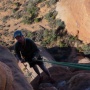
15, 42, 20, 47
26, 38, 31, 41
25, 38, 36, 46
26, 38, 33, 42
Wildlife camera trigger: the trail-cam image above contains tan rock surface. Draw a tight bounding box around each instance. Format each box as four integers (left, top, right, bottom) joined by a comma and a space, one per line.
56, 0, 90, 43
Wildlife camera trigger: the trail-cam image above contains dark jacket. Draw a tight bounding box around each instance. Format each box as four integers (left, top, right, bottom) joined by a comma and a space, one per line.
14, 38, 40, 62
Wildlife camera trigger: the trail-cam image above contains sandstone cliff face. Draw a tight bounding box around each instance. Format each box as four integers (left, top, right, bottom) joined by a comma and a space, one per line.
0, 46, 33, 90
56, 0, 90, 44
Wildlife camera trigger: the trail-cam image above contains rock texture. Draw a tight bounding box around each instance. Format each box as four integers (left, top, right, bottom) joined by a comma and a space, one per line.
0, 45, 33, 90
68, 73, 90, 90
31, 46, 90, 90
32, 66, 90, 90
0, 61, 13, 90
56, 0, 90, 43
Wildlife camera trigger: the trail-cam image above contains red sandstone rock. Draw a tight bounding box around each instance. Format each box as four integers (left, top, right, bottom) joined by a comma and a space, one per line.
56, 0, 90, 44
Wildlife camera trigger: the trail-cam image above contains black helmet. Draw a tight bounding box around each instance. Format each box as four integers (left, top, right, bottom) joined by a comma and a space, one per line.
14, 30, 23, 38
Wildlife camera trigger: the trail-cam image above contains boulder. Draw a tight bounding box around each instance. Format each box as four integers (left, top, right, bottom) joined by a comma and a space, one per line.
0, 46, 33, 90
68, 73, 90, 90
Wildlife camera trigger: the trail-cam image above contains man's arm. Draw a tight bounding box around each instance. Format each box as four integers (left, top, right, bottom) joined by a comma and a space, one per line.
14, 43, 24, 62
15, 47, 25, 63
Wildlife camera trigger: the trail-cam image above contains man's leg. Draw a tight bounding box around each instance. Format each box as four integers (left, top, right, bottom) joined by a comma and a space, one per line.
38, 64, 55, 83
33, 65, 41, 77
33, 65, 43, 83
38, 64, 51, 78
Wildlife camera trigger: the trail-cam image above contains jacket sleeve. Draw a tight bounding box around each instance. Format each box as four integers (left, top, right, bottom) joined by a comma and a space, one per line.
14, 43, 22, 60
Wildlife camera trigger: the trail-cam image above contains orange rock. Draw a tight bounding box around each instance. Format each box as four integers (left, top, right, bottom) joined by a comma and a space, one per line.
56, 0, 90, 44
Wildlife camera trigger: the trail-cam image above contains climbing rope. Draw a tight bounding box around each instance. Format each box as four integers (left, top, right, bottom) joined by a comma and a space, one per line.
37, 59, 90, 70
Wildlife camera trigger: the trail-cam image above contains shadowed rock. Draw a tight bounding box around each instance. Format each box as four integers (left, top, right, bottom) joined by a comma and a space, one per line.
68, 73, 90, 90
0, 45, 33, 90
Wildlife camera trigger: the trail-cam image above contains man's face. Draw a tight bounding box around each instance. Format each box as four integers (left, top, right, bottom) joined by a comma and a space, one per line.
15, 36, 24, 43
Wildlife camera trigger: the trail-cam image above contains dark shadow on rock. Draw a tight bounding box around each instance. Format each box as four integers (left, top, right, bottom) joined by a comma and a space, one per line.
46, 46, 72, 62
